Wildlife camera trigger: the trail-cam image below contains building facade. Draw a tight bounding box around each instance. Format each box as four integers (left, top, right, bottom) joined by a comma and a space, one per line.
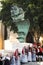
0, 20, 4, 49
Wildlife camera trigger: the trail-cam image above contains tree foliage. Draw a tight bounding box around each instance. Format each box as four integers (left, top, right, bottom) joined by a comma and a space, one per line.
1, 1, 18, 32
0, 0, 43, 33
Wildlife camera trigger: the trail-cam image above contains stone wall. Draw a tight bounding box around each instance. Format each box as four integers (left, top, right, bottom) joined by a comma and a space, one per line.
0, 20, 4, 49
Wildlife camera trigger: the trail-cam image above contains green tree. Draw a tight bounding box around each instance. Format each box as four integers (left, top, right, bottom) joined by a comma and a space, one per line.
1, 1, 18, 32
0, 0, 43, 33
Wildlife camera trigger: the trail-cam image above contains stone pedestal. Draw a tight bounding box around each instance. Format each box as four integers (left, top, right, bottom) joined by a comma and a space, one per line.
16, 20, 30, 42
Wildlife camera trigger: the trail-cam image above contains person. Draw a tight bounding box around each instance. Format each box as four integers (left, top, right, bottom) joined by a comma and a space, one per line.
4, 54, 10, 65
32, 47, 36, 62
27, 47, 32, 62
38, 46, 42, 61
14, 49, 20, 65
10, 54, 16, 65
21, 46, 28, 63
0, 53, 3, 65
42, 45, 43, 61
33, 42, 37, 48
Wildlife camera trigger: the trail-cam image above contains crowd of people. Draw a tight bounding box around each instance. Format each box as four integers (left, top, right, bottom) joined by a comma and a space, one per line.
0, 42, 43, 65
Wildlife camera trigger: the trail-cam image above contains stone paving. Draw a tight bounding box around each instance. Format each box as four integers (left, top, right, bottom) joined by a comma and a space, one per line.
21, 62, 43, 65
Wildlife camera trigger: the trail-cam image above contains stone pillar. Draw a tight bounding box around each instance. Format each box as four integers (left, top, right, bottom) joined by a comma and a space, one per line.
0, 20, 4, 49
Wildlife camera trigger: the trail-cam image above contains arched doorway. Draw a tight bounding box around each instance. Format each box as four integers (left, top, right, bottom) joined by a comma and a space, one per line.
26, 31, 34, 43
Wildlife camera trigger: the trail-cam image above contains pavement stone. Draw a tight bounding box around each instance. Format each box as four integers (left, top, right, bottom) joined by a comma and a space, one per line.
21, 62, 43, 65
